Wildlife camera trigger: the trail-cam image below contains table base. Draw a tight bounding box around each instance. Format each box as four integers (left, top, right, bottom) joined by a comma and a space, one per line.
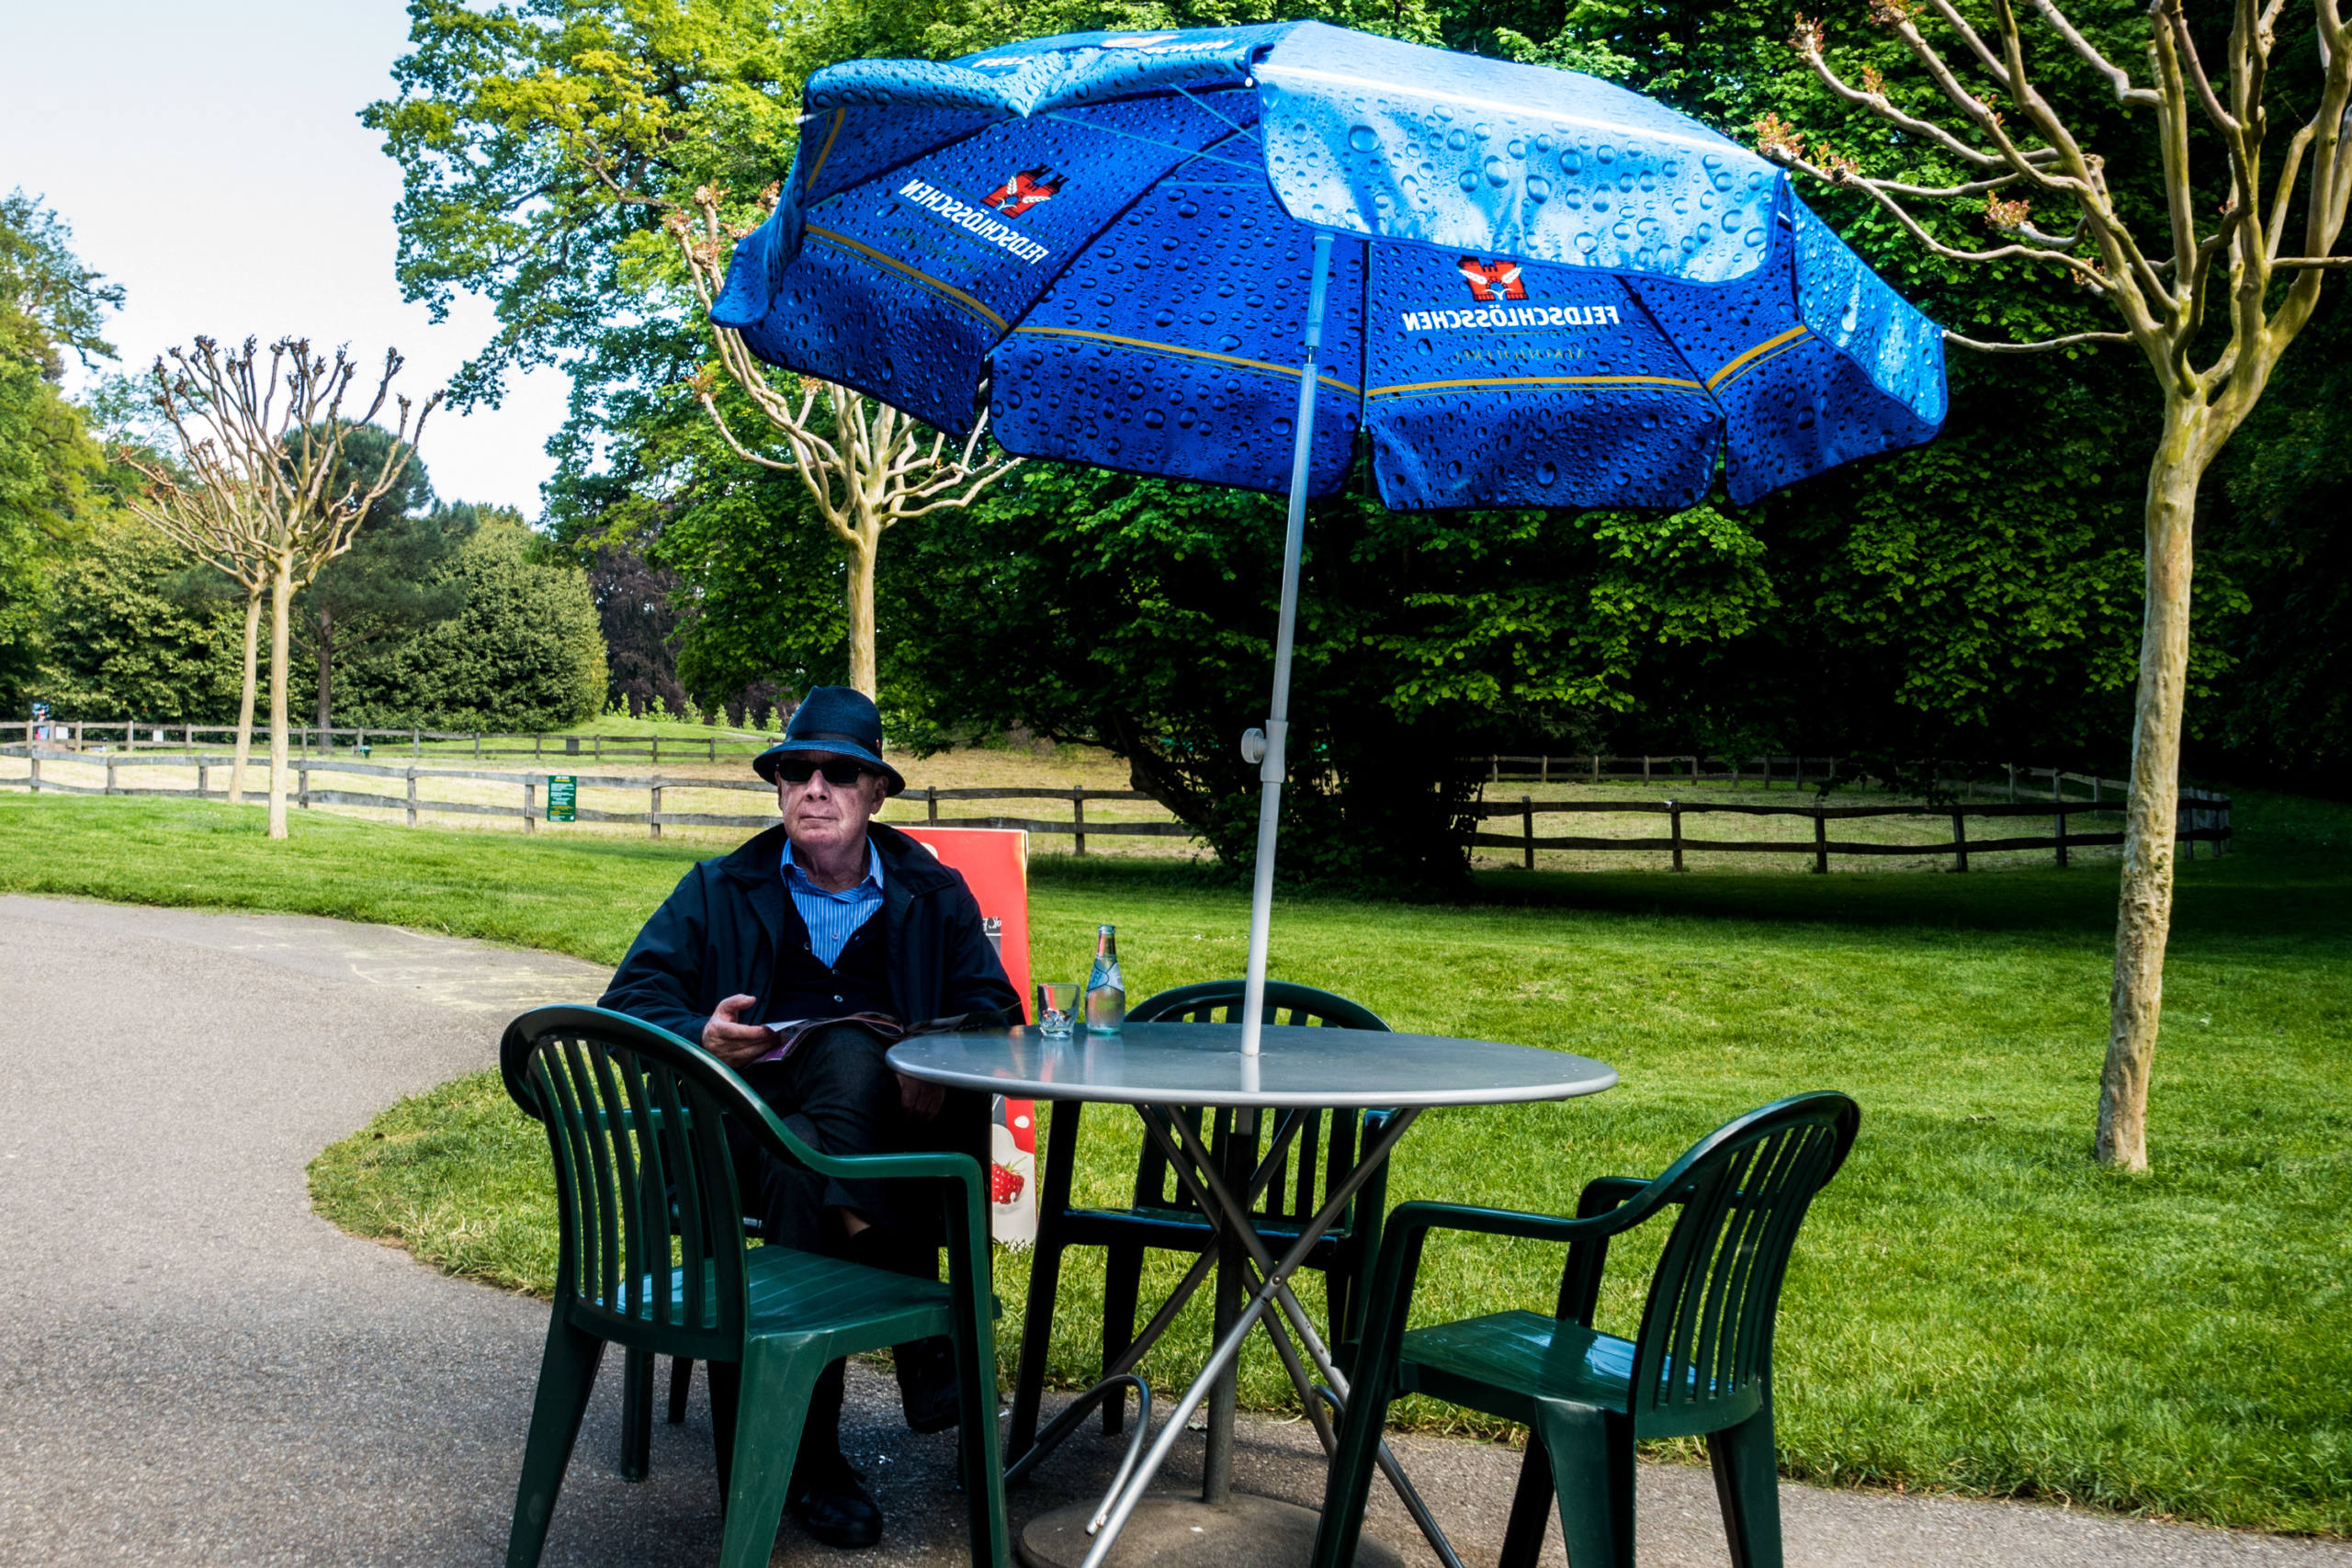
1018, 1494, 1405, 1568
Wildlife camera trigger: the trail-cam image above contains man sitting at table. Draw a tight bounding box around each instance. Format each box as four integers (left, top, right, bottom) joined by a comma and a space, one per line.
600, 685, 1017, 1550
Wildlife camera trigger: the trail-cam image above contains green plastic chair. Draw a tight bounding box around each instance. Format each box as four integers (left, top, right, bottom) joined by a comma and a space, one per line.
1309, 1092, 1860, 1568
499, 1004, 1009, 1568
1007, 980, 1395, 1461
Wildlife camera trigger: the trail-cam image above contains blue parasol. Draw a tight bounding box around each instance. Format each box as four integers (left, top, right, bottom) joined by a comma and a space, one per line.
714, 23, 1947, 1053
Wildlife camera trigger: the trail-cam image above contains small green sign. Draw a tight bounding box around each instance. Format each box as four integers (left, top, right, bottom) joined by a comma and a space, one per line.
548, 775, 577, 823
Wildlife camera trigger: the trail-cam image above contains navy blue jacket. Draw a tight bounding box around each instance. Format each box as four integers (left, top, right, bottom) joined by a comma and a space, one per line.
599, 821, 1018, 1044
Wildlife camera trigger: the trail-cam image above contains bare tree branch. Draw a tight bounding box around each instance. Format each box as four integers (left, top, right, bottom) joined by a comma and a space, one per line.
1944, 327, 2132, 350
665, 184, 1020, 694
2029, 0, 2161, 106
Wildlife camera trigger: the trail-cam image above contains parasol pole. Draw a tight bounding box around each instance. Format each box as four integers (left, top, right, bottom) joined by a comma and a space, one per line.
1239, 229, 1333, 1058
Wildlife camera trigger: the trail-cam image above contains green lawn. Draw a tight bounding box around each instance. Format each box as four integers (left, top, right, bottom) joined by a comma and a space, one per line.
4, 788, 2346, 1533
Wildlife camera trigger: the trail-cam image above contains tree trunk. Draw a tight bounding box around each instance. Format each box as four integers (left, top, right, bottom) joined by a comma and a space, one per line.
230, 591, 261, 805
315, 605, 334, 738
2098, 423, 2204, 1171
266, 558, 293, 840
845, 528, 879, 697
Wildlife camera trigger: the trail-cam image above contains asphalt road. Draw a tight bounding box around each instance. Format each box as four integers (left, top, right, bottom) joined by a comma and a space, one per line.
0, 892, 2340, 1568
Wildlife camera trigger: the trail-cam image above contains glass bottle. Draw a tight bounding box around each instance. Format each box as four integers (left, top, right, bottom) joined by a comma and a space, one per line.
1084, 924, 1125, 1033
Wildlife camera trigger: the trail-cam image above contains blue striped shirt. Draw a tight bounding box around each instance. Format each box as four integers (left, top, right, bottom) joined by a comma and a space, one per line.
781, 839, 885, 968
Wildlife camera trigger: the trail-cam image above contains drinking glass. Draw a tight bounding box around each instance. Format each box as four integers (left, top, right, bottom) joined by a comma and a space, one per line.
1035, 982, 1081, 1038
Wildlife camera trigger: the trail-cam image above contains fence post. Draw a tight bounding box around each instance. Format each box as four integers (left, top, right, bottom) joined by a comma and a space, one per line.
28, 750, 38, 793
474, 732, 482, 760
1589, 753, 1600, 785
535, 734, 543, 760
650, 784, 662, 840
524, 779, 537, 833
595, 733, 604, 761
1073, 784, 1087, 856
1761, 754, 1771, 790
927, 786, 939, 826
2055, 805, 2069, 869
106, 756, 117, 795
2007, 763, 2017, 803
653, 735, 661, 765
1668, 799, 1684, 871
406, 769, 418, 829
1522, 795, 1534, 870
413, 728, 421, 758
1814, 808, 1828, 874
1539, 755, 1549, 784
707, 736, 716, 763
1794, 755, 1804, 789
299, 763, 311, 809
1643, 754, 1652, 783
1951, 809, 1969, 873
2093, 774, 2102, 805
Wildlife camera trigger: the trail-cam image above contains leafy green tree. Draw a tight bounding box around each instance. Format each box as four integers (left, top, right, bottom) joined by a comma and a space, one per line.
893, 462, 1771, 882
2207, 287, 2352, 782
293, 425, 469, 734
0, 191, 122, 711
30, 513, 243, 721
341, 511, 607, 730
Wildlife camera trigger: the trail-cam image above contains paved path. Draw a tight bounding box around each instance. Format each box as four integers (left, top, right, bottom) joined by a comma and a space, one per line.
0, 892, 2340, 1568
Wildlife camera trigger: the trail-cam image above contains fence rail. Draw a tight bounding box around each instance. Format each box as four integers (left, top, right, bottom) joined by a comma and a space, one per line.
6, 717, 768, 763
1468, 794, 2231, 871
0, 748, 1192, 852
4, 745, 2232, 869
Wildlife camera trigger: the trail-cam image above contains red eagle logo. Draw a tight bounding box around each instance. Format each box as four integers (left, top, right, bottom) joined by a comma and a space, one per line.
1457, 257, 1529, 302
982, 166, 1067, 219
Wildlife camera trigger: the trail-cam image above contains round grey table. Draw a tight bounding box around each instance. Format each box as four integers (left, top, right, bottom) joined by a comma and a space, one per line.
889, 1023, 1615, 1568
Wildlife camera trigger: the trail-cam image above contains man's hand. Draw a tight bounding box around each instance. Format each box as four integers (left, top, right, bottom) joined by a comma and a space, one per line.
896, 1071, 945, 1122
702, 994, 772, 1066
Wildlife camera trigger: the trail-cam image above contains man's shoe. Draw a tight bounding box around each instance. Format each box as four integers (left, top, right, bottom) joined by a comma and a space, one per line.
786, 1460, 884, 1550
894, 1336, 961, 1434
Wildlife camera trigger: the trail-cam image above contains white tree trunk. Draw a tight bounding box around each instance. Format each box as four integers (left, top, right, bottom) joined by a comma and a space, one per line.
2098, 425, 2204, 1170
266, 559, 293, 840
845, 529, 879, 697
230, 591, 261, 805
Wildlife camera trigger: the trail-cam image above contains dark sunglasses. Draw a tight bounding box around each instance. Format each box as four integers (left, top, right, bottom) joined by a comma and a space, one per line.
775, 758, 873, 787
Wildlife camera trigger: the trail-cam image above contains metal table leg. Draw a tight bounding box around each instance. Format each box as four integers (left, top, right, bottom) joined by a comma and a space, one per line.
1060, 1108, 1422, 1568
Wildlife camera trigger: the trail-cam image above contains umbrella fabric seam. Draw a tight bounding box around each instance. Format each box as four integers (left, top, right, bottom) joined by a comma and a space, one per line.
802, 108, 849, 194
805, 227, 1012, 333
1703, 325, 1812, 392
1010, 325, 1360, 396
1366, 373, 1705, 398
1039, 112, 1265, 176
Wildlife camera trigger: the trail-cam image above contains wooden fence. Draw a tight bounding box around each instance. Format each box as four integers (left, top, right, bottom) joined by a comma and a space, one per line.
1481, 753, 2153, 804
5, 745, 2232, 868
1468, 794, 2232, 870
0, 748, 1195, 852
6, 718, 766, 763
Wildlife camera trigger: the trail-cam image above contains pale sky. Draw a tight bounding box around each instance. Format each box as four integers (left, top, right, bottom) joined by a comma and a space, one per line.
2, 0, 573, 515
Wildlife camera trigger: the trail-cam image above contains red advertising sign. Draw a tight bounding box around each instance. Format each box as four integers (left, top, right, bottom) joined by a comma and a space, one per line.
897, 826, 1037, 1244
898, 826, 1032, 1019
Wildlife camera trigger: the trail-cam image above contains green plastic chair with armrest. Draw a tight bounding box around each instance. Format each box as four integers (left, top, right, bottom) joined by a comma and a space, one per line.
1308, 1092, 1860, 1568
499, 1004, 1009, 1568
1006, 979, 1396, 1461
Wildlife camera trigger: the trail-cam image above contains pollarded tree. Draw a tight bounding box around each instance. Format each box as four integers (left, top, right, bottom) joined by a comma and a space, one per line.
667, 186, 1018, 696
1759, 0, 2350, 1168
131, 337, 439, 839
116, 438, 273, 802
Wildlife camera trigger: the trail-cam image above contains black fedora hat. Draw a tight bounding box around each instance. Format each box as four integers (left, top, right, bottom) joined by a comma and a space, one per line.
753, 686, 906, 795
